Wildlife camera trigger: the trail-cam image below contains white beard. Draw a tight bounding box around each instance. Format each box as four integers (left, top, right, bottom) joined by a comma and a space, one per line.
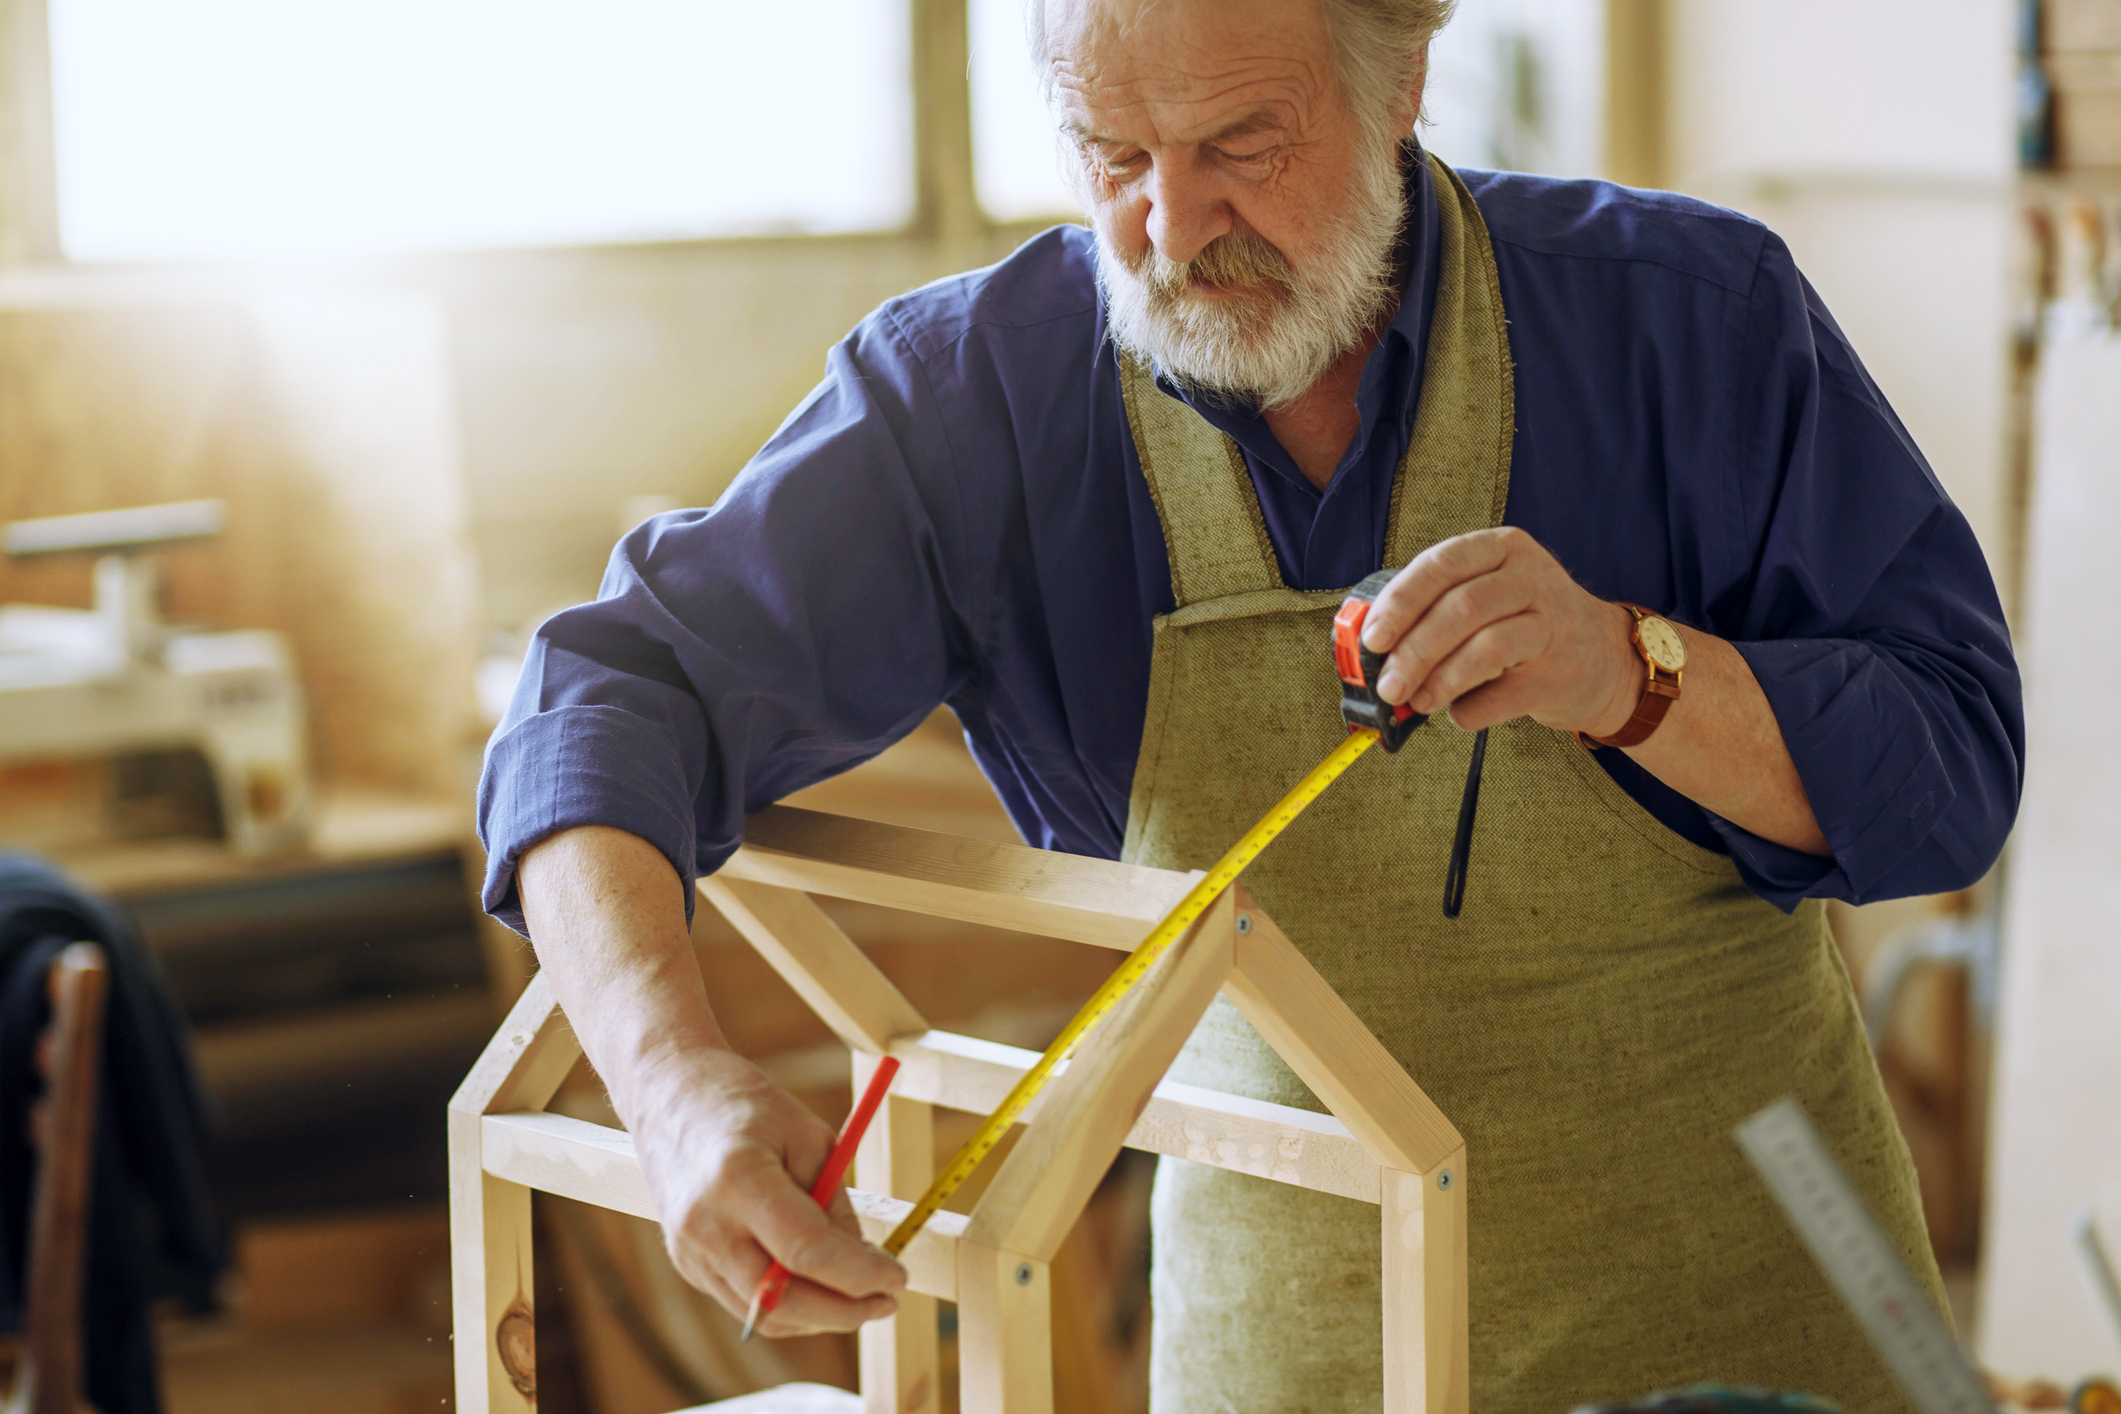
1093, 139, 1408, 411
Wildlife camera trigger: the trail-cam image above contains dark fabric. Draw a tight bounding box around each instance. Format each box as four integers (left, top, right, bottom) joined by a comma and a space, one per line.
0, 854, 222, 1414
477, 152, 2023, 929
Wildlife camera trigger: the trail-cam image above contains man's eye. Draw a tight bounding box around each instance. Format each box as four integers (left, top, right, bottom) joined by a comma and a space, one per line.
1217, 146, 1275, 166
1098, 150, 1148, 175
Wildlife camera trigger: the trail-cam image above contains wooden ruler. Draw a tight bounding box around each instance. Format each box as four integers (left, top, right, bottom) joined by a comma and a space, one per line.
881, 725, 1382, 1255
1736, 1097, 1997, 1414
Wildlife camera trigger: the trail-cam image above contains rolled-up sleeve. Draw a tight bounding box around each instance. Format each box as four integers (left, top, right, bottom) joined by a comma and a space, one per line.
476, 312, 982, 935
1706, 239, 2023, 908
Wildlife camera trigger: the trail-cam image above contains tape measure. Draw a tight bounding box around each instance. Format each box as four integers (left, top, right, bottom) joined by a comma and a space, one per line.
1736, 1098, 1997, 1414
880, 723, 1382, 1255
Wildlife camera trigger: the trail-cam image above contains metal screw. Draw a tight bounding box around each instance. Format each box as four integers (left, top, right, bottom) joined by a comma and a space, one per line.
1015, 1262, 1034, 1286
1235, 914, 1252, 935
1438, 1169, 1454, 1191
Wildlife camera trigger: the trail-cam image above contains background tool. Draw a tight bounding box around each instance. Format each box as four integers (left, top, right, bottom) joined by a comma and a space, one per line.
0, 500, 312, 854
742, 1054, 902, 1341
1737, 1097, 1998, 1414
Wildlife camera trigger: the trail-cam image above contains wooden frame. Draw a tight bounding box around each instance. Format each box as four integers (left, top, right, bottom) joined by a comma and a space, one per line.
450, 805, 1468, 1414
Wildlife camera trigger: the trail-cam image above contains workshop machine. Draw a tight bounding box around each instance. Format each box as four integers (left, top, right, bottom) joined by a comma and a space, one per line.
0, 500, 312, 854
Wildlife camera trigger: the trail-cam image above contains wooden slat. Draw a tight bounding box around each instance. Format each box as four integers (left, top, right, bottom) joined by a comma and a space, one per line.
1382, 1155, 1469, 1414
483, 1112, 655, 1221
700, 876, 928, 1055
850, 1192, 965, 1304
891, 1030, 1380, 1204
478, 1110, 964, 1302
955, 1244, 1051, 1414
451, 1110, 536, 1414
966, 895, 1235, 1262
723, 806, 1197, 950
855, 1052, 941, 1414
1225, 895, 1463, 1176
449, 971, 578, 1118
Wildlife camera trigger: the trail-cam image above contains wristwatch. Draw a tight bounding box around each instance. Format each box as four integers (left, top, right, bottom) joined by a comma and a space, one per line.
1580, 603, 1686, 749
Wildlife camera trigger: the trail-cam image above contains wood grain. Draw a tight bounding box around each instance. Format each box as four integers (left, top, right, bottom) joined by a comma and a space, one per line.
854, 1052, 940, 1414
890, 1029, 1380, 1204
723, 806, 1198, 951
1381, 1156, 1469, 1414
1225, 894, 1463, 1176
965, 895, 1234, 1263
699, 877, 928, 1056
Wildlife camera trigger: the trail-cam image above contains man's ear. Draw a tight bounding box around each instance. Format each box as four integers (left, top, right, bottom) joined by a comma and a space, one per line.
1403, 41, 1431, 134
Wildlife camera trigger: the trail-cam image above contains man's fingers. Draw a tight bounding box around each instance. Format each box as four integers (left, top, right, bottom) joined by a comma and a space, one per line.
1359, 528, 1519, 654
1408, 611, 1545, 715
1445, 669, 1546, 733
752, 1278, 898, 1339
750, 1177, 907, 1301
1376, 569, 1534, 704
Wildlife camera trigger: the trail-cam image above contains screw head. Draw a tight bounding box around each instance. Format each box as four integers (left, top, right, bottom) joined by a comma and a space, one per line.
1235, 914, 1252, 934
1014, 1262, 1034, 1286
1438, 1169, 1454, 1191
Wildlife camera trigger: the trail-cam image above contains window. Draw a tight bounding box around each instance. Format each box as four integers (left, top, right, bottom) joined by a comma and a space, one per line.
48, 0, 914, 261
969, 0, 1079, 222
1422, 0, 1605, 179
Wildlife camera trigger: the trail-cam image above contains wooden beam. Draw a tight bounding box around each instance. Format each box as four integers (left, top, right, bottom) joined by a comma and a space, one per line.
1604, 0, 1669, 189
955, 1244, 1052, 1414
724, 806, 1198, 951
966, 894, 1235, 1263
909, 0, 981, 243
852, 1191, 966, 1304
477, 1108, 965, 1303
0, 0, 61, 264
700, 875, 928, 1055
451, 1110, 536, 1414
855, 1051, 942, 1414
891, 1029, 1380, 1204
482, 1111, 654, 1221
1382, 1154, 1469, 1414
449, 971, 579, 1118
1225, 895, 1463, 1176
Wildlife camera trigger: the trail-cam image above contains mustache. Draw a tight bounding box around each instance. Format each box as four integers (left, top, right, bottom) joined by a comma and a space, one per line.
1127, 227, 1297, 299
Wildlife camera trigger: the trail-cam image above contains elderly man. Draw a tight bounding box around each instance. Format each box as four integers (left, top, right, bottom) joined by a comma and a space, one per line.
480, 0, 2022, 1408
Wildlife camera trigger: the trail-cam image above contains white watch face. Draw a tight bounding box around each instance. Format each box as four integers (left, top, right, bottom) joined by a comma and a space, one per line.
1637, 616, 1687, 673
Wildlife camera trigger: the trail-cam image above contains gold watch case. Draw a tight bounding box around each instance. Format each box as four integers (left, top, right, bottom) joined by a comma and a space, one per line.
1635, 614, 1687, 674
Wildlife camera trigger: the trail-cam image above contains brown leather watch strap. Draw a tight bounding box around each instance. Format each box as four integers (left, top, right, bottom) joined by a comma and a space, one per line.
1585, 671, 1680, 748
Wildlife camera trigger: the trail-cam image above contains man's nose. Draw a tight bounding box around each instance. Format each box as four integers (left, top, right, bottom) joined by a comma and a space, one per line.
1144, 158, 1232, 265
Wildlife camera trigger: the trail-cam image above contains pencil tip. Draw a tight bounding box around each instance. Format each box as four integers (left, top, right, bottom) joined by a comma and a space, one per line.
741, 1292, 762, 1343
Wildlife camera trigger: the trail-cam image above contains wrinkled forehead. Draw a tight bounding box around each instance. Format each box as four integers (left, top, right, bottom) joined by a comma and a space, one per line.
1041, 0, 1338, 143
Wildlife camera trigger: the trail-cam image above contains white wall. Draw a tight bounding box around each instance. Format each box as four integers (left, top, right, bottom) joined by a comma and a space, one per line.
1667, 0, 2018, 571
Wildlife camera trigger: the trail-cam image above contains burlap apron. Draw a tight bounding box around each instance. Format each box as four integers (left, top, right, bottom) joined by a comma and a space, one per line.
1123, 155, 1943, 1414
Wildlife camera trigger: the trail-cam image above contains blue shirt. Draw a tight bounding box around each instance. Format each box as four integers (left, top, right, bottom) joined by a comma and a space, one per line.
478, 158, 2023, 931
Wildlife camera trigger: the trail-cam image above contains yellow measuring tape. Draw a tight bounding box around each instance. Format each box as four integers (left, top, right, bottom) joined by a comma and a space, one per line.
881, 724, 1382, 1256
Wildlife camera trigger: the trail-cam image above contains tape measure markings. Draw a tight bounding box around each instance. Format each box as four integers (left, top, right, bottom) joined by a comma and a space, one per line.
881, 726, 1381, 1255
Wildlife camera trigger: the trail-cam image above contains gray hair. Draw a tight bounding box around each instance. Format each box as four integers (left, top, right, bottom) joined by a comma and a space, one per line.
1025, 0, 1455, 140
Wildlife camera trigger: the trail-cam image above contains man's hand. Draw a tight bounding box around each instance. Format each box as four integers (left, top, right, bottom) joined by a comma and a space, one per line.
1357, 527, 1639, 737
518, 825, 906, 1340
1351, 527, 1832, 856
630, 1047, 904, 1338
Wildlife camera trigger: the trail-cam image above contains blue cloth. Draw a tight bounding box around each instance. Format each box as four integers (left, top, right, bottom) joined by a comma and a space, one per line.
478, 156, 2023, 930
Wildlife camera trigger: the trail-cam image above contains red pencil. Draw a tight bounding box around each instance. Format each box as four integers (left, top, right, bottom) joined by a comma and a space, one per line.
740, 1054, 901, 1341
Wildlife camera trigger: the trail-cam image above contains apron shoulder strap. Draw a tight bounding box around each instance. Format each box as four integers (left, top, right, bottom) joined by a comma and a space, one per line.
1119, 354, 1285, 606
1384, 154, 1517, 566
